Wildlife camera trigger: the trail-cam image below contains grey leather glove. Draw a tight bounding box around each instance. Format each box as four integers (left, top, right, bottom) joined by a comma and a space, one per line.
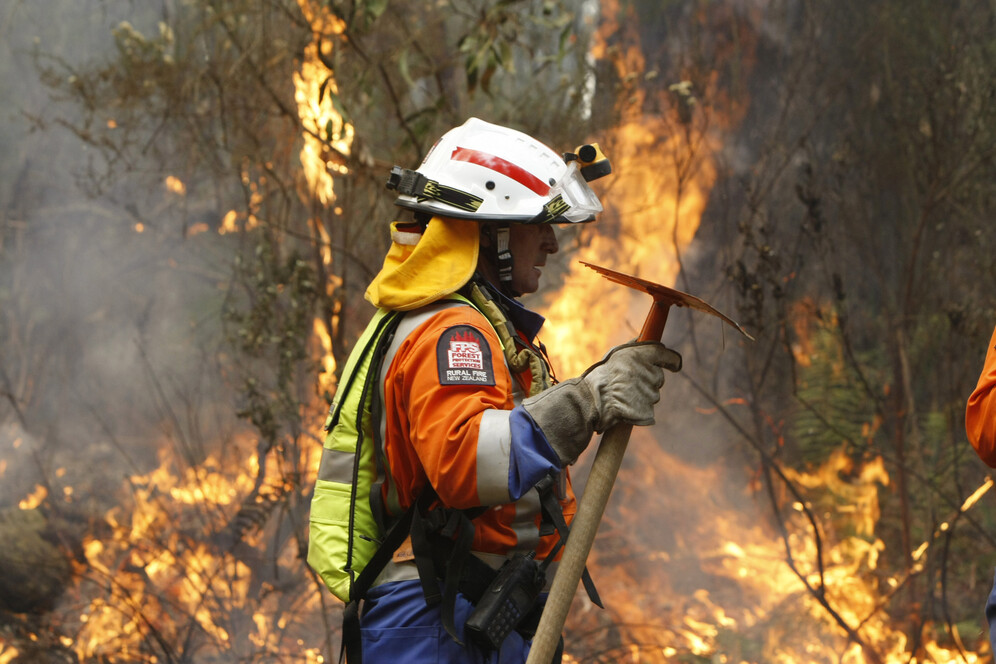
521, 342, 682, 466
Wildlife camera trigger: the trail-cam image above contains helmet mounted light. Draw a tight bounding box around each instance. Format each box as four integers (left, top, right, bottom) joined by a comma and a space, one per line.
563, 143, 612, 183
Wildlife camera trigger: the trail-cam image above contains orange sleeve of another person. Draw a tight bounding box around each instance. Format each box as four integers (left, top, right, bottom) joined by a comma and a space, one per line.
967, 326, 996, 467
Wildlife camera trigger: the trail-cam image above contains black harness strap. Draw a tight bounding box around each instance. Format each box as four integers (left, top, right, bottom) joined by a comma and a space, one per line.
323, 310, 401, 433
341, 484, 583, 662
336, 311, 406, 664
367, 313, 406, 533
340, 497, 418, 664
409, 488, 444, 607
408, 485, 489, 644
342, 483, 488, 662
438, 509, 478, 644
535, 474, 603, 609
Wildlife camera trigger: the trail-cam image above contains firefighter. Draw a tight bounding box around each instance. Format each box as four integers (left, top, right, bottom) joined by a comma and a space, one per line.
967, 326, 996, 466
966, 325, 996, 654
311, 118, 681, 663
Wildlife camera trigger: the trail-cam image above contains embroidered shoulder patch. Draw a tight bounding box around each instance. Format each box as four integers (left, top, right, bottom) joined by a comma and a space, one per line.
436, 325, 496, 386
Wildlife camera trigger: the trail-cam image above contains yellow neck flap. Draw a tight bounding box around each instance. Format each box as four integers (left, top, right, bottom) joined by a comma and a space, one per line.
364, 217, 480, 312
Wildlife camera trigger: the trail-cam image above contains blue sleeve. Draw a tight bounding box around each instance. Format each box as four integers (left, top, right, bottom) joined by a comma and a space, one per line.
506, 405, 562, 501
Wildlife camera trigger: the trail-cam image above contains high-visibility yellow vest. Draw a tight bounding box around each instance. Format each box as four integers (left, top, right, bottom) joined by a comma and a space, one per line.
307, 307, 402, 602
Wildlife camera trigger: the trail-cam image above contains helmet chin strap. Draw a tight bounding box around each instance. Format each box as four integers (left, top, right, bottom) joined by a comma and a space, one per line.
480, 223, 519, 298
496, 225, 513, 287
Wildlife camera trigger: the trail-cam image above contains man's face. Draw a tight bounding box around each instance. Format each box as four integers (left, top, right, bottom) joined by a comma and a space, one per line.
509, 223, 559, 295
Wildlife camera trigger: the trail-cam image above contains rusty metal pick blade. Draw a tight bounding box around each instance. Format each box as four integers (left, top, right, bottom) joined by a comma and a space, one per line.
581, 261, 755, 341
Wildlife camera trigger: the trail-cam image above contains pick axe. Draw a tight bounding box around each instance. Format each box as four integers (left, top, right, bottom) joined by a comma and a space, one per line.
525, 262, 753, 664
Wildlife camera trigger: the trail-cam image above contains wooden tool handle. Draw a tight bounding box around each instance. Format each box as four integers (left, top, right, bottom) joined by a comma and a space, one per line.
639, 300, 670, 344
526, 299, 670, 663
526, 423, 632, 662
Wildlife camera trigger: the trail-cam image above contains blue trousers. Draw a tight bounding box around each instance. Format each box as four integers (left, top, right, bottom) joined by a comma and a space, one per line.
360, 580, 536, 663
986, 569, 996, 655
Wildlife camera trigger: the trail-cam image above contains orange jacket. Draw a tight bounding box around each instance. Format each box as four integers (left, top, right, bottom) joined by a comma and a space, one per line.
967, 325, 996, 467
379, 300, 574, 561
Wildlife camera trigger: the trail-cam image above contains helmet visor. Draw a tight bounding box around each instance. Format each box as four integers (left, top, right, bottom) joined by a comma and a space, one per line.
540, 161, 603, 223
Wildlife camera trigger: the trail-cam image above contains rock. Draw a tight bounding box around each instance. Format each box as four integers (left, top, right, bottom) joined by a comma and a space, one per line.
0, 507, 72, 613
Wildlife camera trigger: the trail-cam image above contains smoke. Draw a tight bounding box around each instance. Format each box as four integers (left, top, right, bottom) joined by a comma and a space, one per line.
0, 1, 237, 508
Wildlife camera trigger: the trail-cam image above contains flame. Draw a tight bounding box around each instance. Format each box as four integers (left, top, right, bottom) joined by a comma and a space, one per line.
218, 209, 239, 234
18, 483, 47, 510
961, 476, 993, 512
294, 0, 352, 207
790, 298, 820, 367
314, 316, 337, 397
77, 446, 255, 655
216, 203, 260, 235
187, 221, 210, 236
540, 2, 719, 377
291, 0, 347, 403
547, 2, 988, 662
164, 175, 186, 196
59, 16, 352, 659
5, 2, 983, 662
0, 645, 18, 664
564, 417, 990, 662
66, 434, 326, 661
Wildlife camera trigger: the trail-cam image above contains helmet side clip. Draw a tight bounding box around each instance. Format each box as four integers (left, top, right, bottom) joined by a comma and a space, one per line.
386, 166, 429, 196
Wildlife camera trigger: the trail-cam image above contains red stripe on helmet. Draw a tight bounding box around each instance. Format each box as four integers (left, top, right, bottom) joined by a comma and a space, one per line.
450, 147, 550, 196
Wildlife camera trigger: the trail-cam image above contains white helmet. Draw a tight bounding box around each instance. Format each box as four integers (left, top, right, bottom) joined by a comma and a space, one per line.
387, 117, 608, 224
